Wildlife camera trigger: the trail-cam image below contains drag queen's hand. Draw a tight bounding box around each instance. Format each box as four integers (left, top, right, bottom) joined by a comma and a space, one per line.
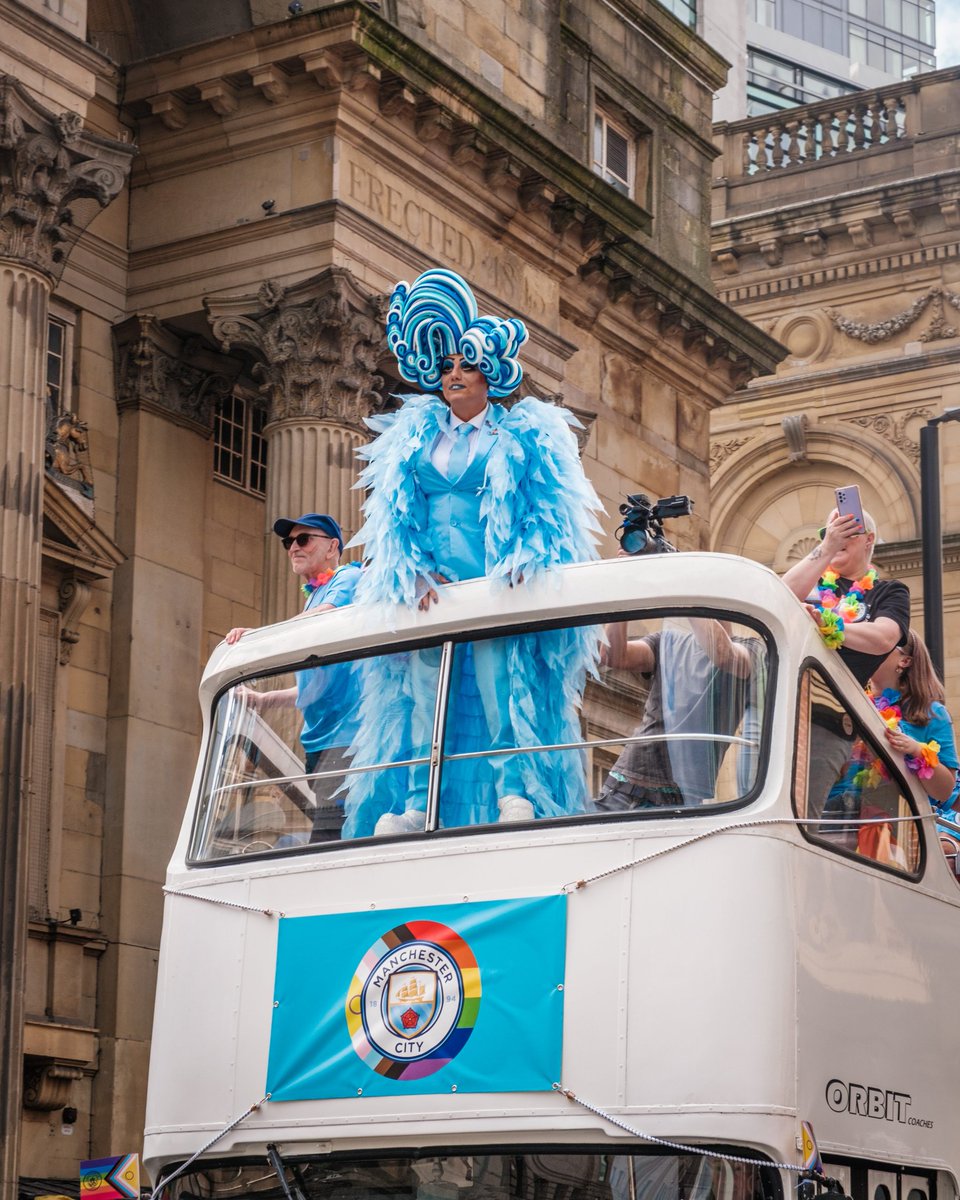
416, 573, 450, 611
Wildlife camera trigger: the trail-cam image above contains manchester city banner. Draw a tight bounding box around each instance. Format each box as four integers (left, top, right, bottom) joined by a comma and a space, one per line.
266, 895, 566, 1100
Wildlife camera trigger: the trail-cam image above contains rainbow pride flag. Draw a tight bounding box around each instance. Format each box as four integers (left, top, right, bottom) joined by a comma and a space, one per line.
80, 1154, 140, 1200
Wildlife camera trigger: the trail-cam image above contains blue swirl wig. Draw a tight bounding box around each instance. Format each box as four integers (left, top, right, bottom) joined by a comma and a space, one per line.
385, 268, 528, 398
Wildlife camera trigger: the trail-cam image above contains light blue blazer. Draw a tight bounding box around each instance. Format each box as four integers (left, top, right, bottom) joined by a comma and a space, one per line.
416, 406, 504, 583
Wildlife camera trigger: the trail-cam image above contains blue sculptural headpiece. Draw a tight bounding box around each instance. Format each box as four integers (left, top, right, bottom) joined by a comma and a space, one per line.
385, 268, 528, 399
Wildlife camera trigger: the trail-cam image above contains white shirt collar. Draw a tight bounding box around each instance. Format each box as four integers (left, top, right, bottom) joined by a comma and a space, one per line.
448, 404, 489, 434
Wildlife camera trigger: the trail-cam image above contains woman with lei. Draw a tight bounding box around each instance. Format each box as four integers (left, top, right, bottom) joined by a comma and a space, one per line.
825, 629, 960, 864
342, 268, 604, 839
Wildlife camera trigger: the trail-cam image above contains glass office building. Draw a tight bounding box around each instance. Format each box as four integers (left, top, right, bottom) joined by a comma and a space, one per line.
692, 0, 937, 119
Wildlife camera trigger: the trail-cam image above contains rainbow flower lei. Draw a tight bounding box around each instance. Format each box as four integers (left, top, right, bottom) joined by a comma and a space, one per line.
848, 688, 942, 788
301, 568, 335, 599
813, 567, 877, 649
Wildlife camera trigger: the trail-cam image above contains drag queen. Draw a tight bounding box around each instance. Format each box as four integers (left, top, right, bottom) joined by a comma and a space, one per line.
342, 268, 604, 838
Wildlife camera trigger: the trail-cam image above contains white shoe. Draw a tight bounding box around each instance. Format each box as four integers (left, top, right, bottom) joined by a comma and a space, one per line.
374, 810, 424, 836
498, 795, 535, 822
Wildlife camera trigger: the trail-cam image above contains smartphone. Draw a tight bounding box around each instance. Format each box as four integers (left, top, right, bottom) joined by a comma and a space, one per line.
835, 484, 865, 532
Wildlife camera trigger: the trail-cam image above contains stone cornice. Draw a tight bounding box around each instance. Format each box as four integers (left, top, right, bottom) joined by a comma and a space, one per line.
124, 3, 653, 243
874, 534, 960, 576
713, 171, 960, 293
0, 74, 136, 281
729, 337, 960, 403
576, 238, 787, 386
715, 239, 960, 304
121, 3, 781, 380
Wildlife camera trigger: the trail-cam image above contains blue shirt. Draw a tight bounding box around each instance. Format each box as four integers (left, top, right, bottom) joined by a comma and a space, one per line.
296, 563, 361, 753
876, 687, 960, 839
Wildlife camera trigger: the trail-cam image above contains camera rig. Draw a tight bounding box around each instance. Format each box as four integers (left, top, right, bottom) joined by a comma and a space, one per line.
616, 493, 693, 556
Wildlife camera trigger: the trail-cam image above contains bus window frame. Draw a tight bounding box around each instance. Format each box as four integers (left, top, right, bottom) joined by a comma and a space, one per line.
792, 658, 927, 882
186, 606, 777, 867
151, 1141, 786, 1200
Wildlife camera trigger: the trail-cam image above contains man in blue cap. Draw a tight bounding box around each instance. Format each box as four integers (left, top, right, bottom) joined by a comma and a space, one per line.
225, 512, 361, 841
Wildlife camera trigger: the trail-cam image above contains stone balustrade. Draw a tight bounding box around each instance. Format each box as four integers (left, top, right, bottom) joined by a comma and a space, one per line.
715, 81, 918, 178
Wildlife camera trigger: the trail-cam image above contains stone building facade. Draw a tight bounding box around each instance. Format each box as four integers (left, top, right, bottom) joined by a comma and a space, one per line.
1, 0, 781, 1194
710, 67, 960, 711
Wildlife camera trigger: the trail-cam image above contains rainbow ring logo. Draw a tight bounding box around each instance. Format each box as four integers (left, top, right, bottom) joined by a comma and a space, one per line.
346, 920, 481, 1079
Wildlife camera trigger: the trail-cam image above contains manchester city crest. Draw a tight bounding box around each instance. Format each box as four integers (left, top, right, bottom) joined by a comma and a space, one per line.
345, 920, 481, 1080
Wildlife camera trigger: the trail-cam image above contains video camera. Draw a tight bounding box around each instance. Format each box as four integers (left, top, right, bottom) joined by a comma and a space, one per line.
616, 493, 693, 556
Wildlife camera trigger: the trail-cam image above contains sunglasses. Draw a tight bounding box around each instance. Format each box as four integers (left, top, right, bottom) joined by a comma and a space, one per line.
817, 527, 868, 540
281, 532, 333, 550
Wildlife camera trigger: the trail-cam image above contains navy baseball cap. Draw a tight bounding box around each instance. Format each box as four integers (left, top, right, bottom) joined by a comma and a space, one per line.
272, 513, 343, 551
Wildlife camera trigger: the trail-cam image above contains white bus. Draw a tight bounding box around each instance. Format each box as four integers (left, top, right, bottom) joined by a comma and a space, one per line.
144, 554, 960, 1200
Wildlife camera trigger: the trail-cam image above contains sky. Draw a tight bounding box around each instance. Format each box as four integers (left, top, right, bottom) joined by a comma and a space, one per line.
939, 0, 960, 66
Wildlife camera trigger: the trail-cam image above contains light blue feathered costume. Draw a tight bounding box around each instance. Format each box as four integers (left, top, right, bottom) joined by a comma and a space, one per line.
342, 269, 605, 837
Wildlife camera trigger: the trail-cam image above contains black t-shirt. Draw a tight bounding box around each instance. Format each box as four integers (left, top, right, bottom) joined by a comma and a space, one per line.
835, 576, 911, 685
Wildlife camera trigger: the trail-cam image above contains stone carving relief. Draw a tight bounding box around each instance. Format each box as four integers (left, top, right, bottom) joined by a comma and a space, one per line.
206, 268, 387, 430
0, 74, 135, 280
828, 287, 960, 345
114, 314, 234, 431
45, 412, 94, 499
710, 437, 751, 471
840, 407, 931, 464
785, 535, 820, 565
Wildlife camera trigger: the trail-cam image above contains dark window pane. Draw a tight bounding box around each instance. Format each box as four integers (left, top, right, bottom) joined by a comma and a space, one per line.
606, 126, 629, 182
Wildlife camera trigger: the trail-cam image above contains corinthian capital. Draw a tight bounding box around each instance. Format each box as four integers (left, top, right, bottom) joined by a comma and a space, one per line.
113, 314, 235, 431
0, 74, 136, 281
205, 267, 387, 429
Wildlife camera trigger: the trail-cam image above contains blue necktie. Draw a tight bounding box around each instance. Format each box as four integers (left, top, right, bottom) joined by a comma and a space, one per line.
446, 422, 473, 481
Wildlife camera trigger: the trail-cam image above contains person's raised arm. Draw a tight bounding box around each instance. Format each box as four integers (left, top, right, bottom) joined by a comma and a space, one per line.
687, 618, 753, 678
602, 622, 655, 673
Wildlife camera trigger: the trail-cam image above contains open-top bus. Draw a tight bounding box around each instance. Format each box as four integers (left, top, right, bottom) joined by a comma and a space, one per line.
144, 554, 960, 1200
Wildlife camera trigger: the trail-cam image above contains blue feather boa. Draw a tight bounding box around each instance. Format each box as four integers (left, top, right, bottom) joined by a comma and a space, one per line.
351, 394, 603, 606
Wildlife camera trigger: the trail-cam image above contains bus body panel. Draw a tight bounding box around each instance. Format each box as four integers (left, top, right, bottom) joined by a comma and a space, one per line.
795, 841, 960, 1168
144, 556, 960, 1190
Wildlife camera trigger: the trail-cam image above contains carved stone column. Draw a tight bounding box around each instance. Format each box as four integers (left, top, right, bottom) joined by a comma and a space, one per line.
206, 268, 386, 624
0, 74, 134, 1194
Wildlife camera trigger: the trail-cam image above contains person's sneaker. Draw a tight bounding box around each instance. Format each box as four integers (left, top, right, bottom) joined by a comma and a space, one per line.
498, 795, 535, 822
374, 809, 424, 836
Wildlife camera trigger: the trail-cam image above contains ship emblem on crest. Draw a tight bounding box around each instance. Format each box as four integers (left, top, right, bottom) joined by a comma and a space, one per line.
387, 968, 438, 1037
345, 920, 481, 1080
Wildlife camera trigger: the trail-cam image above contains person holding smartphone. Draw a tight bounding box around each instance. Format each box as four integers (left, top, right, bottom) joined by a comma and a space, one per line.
782, 494, 910, 809
782, 496, 909, 686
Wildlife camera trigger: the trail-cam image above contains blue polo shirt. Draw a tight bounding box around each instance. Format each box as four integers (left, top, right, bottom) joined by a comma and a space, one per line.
296, 563, 361, 753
